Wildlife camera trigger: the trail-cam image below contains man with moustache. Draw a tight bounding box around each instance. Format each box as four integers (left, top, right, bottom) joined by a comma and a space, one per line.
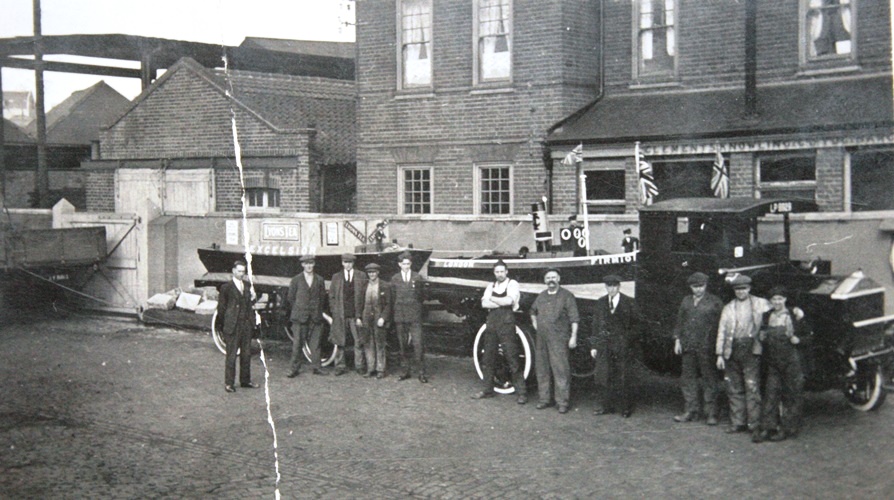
359, 262, 393, 379
329, 253, 369, 376
530, 268, 580, 414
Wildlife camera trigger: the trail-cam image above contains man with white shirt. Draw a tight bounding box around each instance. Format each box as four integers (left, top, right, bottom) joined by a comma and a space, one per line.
329, 253, 368, 376
530, 268, 580, 414
472, 260, 527, 403
216, 261, 258, 393
287, 255, 328, 377
391, 251, 427, 383
589, 274, 638, 417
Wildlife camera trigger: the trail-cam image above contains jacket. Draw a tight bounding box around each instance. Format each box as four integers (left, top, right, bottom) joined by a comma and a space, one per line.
216, 279, 255, 336
288, 272, 327, 324
329, 269, 369, 345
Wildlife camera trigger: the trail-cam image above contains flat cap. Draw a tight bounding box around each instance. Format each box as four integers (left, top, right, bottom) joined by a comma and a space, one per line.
603, 274, 622, 285
767, 285, 788, 298
341, 253, 356, 262
398, 251, 413, 262
729, 274, 752, 288
687, 272, 709, 285
300, 254, 315, 263
364, 262, 381, 272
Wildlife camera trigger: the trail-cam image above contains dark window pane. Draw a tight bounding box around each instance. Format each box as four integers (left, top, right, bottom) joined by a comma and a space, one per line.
760, 156, 816, 182
585, 170, 625, 201
851, 150, 894, 211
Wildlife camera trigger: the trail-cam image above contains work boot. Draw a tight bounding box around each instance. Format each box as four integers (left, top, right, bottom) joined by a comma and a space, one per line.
673, 411, 697, 423
705, 414, 718, 426
725, 424, 747, 434
769, 429, 788, 442
751, 429, 764, 443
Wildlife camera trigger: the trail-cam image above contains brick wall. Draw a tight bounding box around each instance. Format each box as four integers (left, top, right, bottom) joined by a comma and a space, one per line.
85, 169, 116, 212
728, 152, 754, 198
356, 0, 600, 215
815, 148, 845, 212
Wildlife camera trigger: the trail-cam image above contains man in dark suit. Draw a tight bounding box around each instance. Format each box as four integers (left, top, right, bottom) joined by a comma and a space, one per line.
360, 262, 393, 379
621, 228, 640, 253
589, 274, 638, 417
287, 254, 329, 377
391, 251, 428, 383
329, 253, 369, 376
216, 261, 258, 393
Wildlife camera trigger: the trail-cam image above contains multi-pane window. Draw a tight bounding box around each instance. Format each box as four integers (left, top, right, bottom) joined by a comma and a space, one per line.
757, 154, 817, 205
650, 160, 714, 201
401, 167, 432, 214
400, 0, 432, 88
634, 0, 677, 80
476, 0, 511, 83
803, 0, 855, 62
246, 188, 280, 209
583, 168, 626, 214
478, 166, 511, 214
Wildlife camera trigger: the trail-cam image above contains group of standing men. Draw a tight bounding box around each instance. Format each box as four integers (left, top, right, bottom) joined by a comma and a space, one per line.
673, 272, 805, 443
284, 251, 427, 383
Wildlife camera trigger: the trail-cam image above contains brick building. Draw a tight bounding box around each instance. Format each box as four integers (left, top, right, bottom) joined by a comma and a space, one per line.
355, 0, 601, 216
356, 0, 892, 219
546, 0, 894, 215
83, 57, 356, 214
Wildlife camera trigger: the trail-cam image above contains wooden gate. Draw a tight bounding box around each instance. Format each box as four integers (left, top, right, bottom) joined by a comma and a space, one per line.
64, 212, 144, 313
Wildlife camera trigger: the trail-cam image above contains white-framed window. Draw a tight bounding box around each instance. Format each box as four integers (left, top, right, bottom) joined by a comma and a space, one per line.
633, 0, 677, 81
801, 0, 856, 66
399, 0, 433, 88
582, 165, 626, 214
474, 0, 512, 84
246, 187, 280, 209
476, 165, 512, 215
756, 154, 817, 206
399, 166, 432, 214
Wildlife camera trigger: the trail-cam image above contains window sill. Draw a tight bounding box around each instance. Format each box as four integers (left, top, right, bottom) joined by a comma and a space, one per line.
247, 207, 282, 214
628, 80, 682, 90
470, 86, 514, 96
395, 90, 436, 100
796, 64, 862, 77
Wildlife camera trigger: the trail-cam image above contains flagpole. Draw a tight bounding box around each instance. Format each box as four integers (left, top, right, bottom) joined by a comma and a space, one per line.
579, 170, 591, 255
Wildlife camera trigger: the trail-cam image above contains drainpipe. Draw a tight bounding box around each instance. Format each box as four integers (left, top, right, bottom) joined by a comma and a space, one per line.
744, 0, 758, 118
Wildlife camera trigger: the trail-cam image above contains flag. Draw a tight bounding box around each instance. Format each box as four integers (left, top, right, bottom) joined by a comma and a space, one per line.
635, 142, 658, 205
562, 143, 583, 166
711, 148, 729, 198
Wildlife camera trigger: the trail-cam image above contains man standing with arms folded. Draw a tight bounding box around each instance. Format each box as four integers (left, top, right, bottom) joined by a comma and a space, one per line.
530, 268, 579, 414
672, 272, 723, 425
217, 260, 258, 393
329, 253, 368, 376
472, 260, 527, 404
360, 262, 393, 379
287, 254, 329, 377
391, 251, 428, 383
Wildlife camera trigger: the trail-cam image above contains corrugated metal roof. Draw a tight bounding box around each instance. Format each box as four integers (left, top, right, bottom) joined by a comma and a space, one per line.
548, 74, 894, 144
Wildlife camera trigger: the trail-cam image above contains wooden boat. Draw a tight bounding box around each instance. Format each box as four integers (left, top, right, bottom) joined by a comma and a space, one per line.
195, 243, 432, 289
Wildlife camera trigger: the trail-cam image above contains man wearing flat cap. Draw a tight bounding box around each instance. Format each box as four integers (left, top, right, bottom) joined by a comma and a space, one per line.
287, 255, 329, 377
757, 286, 806, 442
589, 274, 638, 417
329, 253, 369, 376
672, 272, 723, 425
359, 262, 393, 379
716, 274, 770, 442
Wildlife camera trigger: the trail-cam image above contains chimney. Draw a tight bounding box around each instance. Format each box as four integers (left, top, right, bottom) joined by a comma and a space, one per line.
744, 0, 758, 118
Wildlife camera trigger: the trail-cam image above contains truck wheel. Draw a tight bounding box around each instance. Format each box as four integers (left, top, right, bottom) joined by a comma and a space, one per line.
472, 323, 534, 394
844, 363, 887, 411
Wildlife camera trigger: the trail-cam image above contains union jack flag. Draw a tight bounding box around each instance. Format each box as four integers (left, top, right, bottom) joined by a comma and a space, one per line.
562, 143, 583, 166
635, 142, 658, 205
711, 148, 729, 198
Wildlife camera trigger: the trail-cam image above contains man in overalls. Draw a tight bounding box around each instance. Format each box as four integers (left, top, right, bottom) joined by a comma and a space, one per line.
471, 260, 527, 404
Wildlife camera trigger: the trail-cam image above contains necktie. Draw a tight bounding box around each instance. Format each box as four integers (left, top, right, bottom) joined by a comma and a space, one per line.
404, 272, 409, 283
347, 270, 352, 282
610, 297, 616, 314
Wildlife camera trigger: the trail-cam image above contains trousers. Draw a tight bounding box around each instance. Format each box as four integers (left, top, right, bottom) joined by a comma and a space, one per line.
724, 339, 762, 429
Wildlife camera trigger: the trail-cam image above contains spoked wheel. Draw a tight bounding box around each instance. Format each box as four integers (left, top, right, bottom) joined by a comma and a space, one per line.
211, 310, 263, 355
844, 363, 887, 411
472, 323, 534, 394
284, 315, 339, 367
570, 346, 597, 378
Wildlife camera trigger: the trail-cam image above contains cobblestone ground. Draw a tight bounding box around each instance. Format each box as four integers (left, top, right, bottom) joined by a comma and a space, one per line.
1, 313, 893, 498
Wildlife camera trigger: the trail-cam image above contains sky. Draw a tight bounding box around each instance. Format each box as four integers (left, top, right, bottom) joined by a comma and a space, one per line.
1, 0, 355, 109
